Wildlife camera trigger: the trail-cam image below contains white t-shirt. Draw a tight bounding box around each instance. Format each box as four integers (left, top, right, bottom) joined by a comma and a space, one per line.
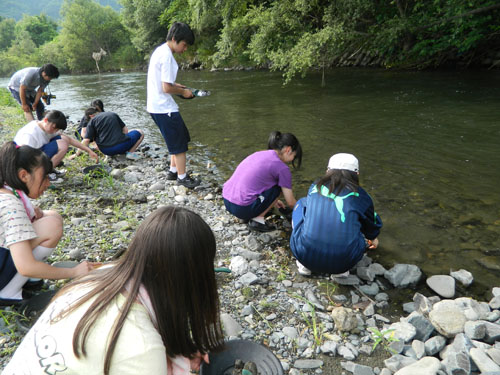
14, 121, 57, 149
147, 43, 179, 114
3, 289, 168, 375
0, 193, 37, 248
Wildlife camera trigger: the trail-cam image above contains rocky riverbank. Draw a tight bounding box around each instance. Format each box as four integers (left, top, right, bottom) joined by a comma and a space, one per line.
0, 124, 499, 374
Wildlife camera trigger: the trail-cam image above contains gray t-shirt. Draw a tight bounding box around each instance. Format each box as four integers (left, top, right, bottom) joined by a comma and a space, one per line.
8, 67, 49, 96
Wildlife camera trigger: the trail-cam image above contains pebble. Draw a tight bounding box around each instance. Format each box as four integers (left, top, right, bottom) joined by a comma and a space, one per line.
0, 133, 498, 375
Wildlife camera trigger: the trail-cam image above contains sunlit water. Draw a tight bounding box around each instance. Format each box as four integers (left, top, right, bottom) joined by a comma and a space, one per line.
2, 69, 500, 292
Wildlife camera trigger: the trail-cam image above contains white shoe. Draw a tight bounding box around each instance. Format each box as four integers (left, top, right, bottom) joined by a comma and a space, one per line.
331, 270, 350, 279
296, 260, 312, 276
126, 152, 141, 160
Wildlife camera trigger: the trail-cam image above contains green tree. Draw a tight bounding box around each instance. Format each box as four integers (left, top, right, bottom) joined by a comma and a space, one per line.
0, 17, 16, 51
59, 0, 132, 71
120, 0, 171, 53
15, 14, 58, 47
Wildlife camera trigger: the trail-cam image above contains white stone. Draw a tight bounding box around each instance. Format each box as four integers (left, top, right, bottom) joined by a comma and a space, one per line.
394, 356, 441, 375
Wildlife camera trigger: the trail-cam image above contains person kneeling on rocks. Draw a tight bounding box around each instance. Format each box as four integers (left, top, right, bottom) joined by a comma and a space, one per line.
290, 153, 382, 276
79, 108, 144, 160
0, 142, 93, 305
223, 131, 302, 232
3, 206, 224, 375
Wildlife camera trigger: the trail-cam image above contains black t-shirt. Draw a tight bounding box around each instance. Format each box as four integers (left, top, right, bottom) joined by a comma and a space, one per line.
85, 112, 128, 148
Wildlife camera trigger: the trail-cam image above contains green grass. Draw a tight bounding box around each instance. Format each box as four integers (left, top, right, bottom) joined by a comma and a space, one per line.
0, 87, 25, 136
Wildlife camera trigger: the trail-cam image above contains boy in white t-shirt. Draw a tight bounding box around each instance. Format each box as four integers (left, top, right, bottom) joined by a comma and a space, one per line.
14, 110, 99, 179
147, 22, 200, 189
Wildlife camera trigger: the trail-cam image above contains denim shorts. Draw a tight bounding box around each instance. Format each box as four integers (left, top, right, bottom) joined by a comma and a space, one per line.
224, 185, 281, 220
99, 130, 142, 156
150, 112, 190, 154
40, 135, 61, 159
9, 88, 45, 120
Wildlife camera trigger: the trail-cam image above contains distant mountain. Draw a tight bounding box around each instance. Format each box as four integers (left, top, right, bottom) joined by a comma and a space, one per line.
0, 0, 121, 21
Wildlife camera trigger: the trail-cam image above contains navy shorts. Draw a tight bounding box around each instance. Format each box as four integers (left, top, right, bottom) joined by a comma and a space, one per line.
150, 112, 190, 154
224, 185, 281, 220
9, 88, 45, 120
40, 135, 61, 159
98, 130, 142, 156
0, 247, 16, 291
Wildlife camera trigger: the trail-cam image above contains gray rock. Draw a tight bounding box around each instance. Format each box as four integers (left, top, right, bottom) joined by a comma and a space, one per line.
149, 181, 165, 191
412, 340, 426, 359
338, 345, 356, 360
384, 264, 422, 288
360, 283, 380, 296
441, 349, 470, 375
389, 340, 405, 354
68, 248, 83, 260
470, 347, 500, 373
368, 262, 386, 276
363, 303, 375, 317
388, 321, 417, 343
450, 269, 474, 287
384, 354, 417, 373
406, 311, 435, 341
429, 301, 467, 338
493, 287, 500, 297
244, 237, 262, 252
375, 293, 389, 302
484, 321, 500, 343
357, 267, 376, 282
293, 359, 323, 369
413, 293, 434, 316
425, 336, 447, 356
70, 217, 85, 225
394, 356, 441, 375
380, 369, 392, 375
464, 320, 486, 340
110, 168, 124, 178
489, 295, 500, 310
239, 272, 259, 285
332, 274, 361, 285
487, 347, 500, 366
332, 307, 358, 332
353, 363, 375, 375
403, 302, 416, 314
426, 275, 455, 298
238, 249, 262, 261
282, 326, 298, 340
220, 313, 243, 336
305, 289, 324, 311
229, 256, 249, 276
320, 340, 337, 355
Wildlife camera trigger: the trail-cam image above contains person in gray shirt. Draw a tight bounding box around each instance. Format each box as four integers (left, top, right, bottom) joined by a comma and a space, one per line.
7, 64, 59, 121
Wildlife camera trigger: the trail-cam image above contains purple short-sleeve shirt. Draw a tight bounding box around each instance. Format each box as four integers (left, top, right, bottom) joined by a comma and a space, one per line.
223, 150, 292, 206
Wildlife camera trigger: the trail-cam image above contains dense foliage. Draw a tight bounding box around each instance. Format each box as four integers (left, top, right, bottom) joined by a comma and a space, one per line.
0, 0, 498, 81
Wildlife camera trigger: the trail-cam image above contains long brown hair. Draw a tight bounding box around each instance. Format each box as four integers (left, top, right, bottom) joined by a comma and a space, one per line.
54, 206, 224, 374
316, 169, 359, 196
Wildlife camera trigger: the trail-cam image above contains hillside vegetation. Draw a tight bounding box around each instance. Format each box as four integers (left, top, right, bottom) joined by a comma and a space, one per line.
0, 0, 498, 82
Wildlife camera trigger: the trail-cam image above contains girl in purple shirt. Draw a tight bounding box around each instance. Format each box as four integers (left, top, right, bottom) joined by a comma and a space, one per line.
223, 131, 302, 232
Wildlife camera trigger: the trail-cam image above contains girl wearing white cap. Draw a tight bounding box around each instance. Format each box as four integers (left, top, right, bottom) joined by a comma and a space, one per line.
290, 153, 382, 276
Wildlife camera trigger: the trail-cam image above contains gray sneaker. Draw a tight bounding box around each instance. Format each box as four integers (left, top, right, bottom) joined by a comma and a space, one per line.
177, 175, 200, 189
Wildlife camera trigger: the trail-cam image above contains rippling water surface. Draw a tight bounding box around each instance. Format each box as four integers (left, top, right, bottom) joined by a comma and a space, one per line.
2, 69, 499, 291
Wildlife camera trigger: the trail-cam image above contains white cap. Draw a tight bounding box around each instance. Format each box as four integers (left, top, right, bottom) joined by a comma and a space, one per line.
327, 153, 359, 172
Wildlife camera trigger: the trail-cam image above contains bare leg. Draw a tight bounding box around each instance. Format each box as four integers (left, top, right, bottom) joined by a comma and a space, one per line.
50, 138, 69, 168
253, 197, 280, 220
173, 152, 187, 176
30, 211, 63, 249
24, 111, 35, 122
128, 130, 144, 152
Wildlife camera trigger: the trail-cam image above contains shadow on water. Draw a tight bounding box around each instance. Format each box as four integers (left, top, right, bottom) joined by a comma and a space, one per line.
2, 68, 499, 291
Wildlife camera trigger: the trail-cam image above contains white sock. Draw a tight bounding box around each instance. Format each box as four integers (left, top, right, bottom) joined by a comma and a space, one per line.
251, 216, 265, 224
170, 166, 177, 173
0, 245, 54, 299
178, 173, 186, 179
33, 245, 55, 262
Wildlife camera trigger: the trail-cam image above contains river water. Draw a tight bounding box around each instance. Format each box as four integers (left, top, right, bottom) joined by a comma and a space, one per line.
2, 69, 500, 292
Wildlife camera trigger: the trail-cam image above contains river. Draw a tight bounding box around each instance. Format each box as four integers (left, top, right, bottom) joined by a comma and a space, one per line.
2, 68, 500, 292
